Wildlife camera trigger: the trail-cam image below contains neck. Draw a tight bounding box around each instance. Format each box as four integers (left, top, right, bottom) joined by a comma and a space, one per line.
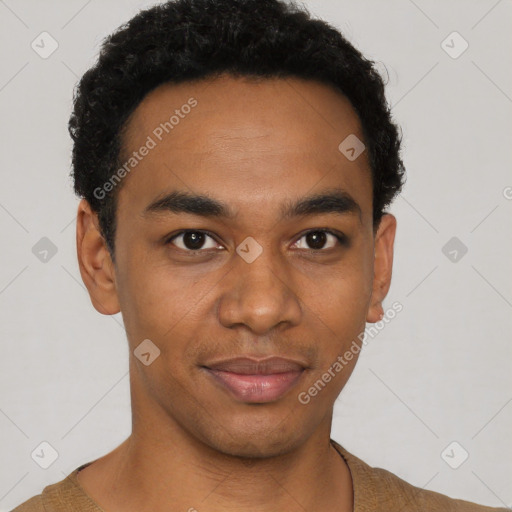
76, 387, 353, 512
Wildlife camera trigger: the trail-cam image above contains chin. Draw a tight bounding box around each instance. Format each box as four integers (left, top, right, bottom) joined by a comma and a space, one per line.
211, 435, 300, 460
195, 413, 311, 460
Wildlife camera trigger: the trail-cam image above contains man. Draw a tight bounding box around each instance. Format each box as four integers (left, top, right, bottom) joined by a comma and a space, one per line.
12, 0, 507, 510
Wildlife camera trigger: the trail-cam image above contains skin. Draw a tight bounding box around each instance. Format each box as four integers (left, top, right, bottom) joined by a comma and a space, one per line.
75, 74, 396, 512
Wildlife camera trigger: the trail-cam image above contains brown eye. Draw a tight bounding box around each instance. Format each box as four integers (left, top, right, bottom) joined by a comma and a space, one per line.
292, 230, 346, 251
167, 231, 220, 251
305, 231, 327, 249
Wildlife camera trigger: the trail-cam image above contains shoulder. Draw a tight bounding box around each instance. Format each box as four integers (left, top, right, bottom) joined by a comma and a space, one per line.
332, 440, 508, 512
362, 463, 507, 511
10, 463, 96, 512
10, 494, 45, 512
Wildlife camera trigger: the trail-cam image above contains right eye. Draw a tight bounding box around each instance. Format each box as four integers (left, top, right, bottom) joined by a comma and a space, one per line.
166, 230, 224, 252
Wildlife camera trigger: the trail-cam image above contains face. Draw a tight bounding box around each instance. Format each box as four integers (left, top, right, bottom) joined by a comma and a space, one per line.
77, 74, 396, 458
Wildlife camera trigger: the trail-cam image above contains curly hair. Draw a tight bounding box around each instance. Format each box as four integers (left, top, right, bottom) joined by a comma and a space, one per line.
69, 0, 405, 261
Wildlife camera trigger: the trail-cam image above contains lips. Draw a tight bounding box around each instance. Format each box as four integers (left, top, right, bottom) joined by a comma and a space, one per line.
202, 356, 306, 403
206, 357, 305, 374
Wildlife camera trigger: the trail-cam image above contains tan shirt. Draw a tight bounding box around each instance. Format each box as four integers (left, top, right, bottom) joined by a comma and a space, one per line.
11, 440, 508, 512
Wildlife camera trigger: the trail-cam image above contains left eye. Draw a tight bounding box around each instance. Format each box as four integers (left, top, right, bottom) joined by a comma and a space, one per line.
292, 230, 345, 251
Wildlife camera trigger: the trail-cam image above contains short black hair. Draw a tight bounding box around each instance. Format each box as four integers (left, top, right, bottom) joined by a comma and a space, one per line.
69, 0, 405, 261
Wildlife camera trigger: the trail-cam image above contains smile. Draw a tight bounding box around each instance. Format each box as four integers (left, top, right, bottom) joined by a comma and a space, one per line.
202, 356, 307, 403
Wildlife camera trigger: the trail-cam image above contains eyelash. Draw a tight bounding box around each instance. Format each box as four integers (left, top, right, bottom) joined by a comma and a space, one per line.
164, 229, 348, 253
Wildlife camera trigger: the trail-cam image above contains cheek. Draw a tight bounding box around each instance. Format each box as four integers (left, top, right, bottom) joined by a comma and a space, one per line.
310, 249, 373, 325
115, 246, 223, 368
300, 243, 373, 373
114, 248, 191, 343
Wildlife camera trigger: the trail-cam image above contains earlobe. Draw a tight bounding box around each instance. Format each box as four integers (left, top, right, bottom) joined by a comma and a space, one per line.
366, 214, 397, 324
76, 199, 120, 315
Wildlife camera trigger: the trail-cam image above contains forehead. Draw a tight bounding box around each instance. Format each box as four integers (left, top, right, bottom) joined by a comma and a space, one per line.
117, 74, 372, 223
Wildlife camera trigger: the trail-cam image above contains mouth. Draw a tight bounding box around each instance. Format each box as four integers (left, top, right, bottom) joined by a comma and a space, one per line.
201, 356, 307, 403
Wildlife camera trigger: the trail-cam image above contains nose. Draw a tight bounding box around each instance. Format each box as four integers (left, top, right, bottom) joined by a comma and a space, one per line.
217, 245, 303, 336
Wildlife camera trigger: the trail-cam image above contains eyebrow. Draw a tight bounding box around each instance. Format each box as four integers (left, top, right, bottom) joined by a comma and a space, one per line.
142, 188, 362, 223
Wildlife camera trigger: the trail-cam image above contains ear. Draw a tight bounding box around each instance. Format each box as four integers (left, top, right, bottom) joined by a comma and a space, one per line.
366, 214, 397, 323
76, 199, 120, 315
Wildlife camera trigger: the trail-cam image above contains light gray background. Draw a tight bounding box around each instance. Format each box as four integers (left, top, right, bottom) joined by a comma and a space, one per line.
1, 0, 511, 509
